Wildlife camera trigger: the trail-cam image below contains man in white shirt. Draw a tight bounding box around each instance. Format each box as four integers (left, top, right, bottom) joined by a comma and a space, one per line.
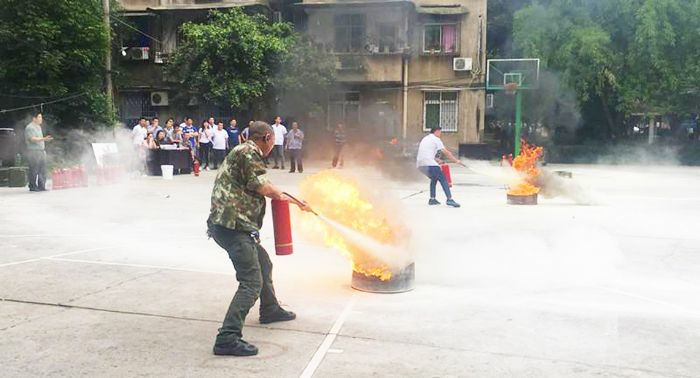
416, 126, 462, 207
270, 116, 287, 169
132, 117, 148, 147
131, 117, 149, 173
211, 121, 229, 169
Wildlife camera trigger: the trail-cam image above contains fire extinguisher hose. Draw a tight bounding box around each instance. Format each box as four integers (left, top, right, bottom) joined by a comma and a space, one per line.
282, 192, 319, 216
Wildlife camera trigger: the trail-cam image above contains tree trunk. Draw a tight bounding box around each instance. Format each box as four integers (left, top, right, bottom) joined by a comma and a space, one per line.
600, 92, 616, 140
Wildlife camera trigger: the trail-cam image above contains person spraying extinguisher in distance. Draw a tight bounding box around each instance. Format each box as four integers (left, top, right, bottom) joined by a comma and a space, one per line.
206, 121, 313, 357
416, 126, 464, 208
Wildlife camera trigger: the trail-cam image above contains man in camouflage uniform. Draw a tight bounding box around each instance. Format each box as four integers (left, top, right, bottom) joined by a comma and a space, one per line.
207, 121, 311, 357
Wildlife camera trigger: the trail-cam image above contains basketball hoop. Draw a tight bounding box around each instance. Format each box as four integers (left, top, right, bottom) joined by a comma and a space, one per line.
504, 82, 518, 95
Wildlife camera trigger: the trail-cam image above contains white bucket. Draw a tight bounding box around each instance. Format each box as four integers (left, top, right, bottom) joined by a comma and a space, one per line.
161, 165, 174, 180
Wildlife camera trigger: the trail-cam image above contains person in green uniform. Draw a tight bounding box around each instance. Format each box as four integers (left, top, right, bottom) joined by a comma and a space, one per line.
207, 121, 312, 357
24, 112, 53, 192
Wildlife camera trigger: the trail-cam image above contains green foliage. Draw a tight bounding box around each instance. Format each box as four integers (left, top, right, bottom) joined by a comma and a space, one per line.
166, 9, 335, 114
509, 0, 700, 141
0, 0, 113, 127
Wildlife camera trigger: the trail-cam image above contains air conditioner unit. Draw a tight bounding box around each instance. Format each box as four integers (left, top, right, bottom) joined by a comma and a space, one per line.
129, 47, 150, 61
150, 91, 169, 107
453, 57, 473, 71
272, 11, 282, 23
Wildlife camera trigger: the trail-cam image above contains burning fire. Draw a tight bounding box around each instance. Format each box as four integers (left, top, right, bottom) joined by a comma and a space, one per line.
508, 141, 544, 196
298, 170, 407, 281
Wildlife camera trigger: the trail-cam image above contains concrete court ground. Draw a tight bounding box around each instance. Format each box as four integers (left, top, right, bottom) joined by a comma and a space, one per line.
1, 162, 699, 378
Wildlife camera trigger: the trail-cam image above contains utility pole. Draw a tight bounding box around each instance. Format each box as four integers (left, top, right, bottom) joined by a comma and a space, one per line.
102, 0, 114, 123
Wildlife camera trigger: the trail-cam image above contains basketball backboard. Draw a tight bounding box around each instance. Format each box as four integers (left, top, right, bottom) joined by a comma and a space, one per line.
486, 59, 540, 91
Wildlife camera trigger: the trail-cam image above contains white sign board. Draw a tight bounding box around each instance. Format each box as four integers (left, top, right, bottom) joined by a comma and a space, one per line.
91, 143, 119, 167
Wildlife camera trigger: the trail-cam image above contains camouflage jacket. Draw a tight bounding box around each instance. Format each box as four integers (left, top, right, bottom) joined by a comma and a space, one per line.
207, 140, 270, 232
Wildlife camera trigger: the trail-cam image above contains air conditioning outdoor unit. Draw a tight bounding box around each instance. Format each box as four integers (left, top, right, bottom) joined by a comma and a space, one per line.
453, 57, 473, 71
150, 91, 169, 107
129, 47, 150, 61
486, 93, 494, 109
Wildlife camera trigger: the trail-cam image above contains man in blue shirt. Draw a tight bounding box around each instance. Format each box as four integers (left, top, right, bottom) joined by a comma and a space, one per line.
182, 117, 199, 156
226, 118, 240, 154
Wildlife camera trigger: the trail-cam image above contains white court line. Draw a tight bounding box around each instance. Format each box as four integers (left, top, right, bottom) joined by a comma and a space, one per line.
300, 295, 357, 378
46, 257, 230, 276
591, 285, 700, 317
0, 234, 92, 238
0, 247, 115, 268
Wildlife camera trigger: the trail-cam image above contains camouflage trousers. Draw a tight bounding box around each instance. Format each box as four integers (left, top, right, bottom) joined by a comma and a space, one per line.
210, 225, 280, 343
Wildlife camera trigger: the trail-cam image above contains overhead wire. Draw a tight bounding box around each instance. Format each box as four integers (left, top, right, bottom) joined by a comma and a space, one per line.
0, 92, 89, 114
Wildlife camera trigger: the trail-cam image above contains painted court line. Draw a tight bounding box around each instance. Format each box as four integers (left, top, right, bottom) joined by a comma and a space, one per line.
300, 295, 357, 378
46, 257, 230, 276
591, 285, 700, 317
0, 247, 114, 268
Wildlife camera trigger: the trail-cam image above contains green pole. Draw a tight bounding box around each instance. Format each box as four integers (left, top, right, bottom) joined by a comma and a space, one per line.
514, 90, 522, 156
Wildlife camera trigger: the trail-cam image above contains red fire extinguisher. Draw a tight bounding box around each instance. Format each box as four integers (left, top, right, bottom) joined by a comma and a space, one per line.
271, 199, 293, 255
193, 159, 200, 176
61, 168, 72, 188
440, 164, 453, 187
79, 165, 88, 187
52, 169, 64, 190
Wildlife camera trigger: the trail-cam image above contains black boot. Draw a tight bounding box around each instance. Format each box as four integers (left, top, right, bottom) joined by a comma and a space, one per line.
213, 338, 258, 356
259, 307, 296, 324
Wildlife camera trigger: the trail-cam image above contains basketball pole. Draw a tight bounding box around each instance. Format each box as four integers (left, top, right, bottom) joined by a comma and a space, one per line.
514, 90, 523, 156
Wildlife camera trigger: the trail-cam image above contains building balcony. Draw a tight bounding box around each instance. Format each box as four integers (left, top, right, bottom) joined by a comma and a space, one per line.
333, 53, 403, 83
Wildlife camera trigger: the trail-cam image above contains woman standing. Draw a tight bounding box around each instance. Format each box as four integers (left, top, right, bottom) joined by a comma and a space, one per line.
198, 120, 213, 170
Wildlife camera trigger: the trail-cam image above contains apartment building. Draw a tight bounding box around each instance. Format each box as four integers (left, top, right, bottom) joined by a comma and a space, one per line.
297, 0, 487, 150
115, 0, 486, 152
115, 0, 280, 127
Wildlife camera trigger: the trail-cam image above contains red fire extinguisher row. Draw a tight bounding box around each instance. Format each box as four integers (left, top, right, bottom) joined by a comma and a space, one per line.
271, 199, 293, 256
51, 166, 89, 190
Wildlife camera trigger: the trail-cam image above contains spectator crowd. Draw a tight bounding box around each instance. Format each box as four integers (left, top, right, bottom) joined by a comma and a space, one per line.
130, 116, 306, 174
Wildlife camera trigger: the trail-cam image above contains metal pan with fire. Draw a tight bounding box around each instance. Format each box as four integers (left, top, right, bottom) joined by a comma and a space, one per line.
288, 171, 415, 294
506, 140, 544, 205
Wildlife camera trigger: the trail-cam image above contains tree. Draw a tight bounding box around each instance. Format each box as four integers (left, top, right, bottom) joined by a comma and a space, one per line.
166, 9, 335, 116
511, 0, 700, 141
273, 35, 336, 117
0, 0, 113, 127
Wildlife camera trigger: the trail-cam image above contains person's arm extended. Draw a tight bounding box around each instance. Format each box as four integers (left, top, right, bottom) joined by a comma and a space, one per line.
30, 135, 52, 143
256, 182, 312, 212
256, 182, 284, 200
441, 148, 464, 165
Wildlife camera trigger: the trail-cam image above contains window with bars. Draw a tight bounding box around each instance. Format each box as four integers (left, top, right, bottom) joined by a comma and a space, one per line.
378, 23, 397, 53
422, 23, 458, 54
424, 91, 458, 132
334, 14, 366, 53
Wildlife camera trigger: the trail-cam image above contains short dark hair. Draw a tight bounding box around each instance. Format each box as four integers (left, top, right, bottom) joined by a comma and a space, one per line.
430, 126, 442, 134
152, 117, 159, 121
139, 117, 147, 121
249, 121, 274, 141
32, 110, 42, 119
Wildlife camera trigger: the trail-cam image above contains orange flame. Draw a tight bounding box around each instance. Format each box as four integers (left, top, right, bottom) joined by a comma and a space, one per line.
508, 141, 544, 196
298, 171, 405, 281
